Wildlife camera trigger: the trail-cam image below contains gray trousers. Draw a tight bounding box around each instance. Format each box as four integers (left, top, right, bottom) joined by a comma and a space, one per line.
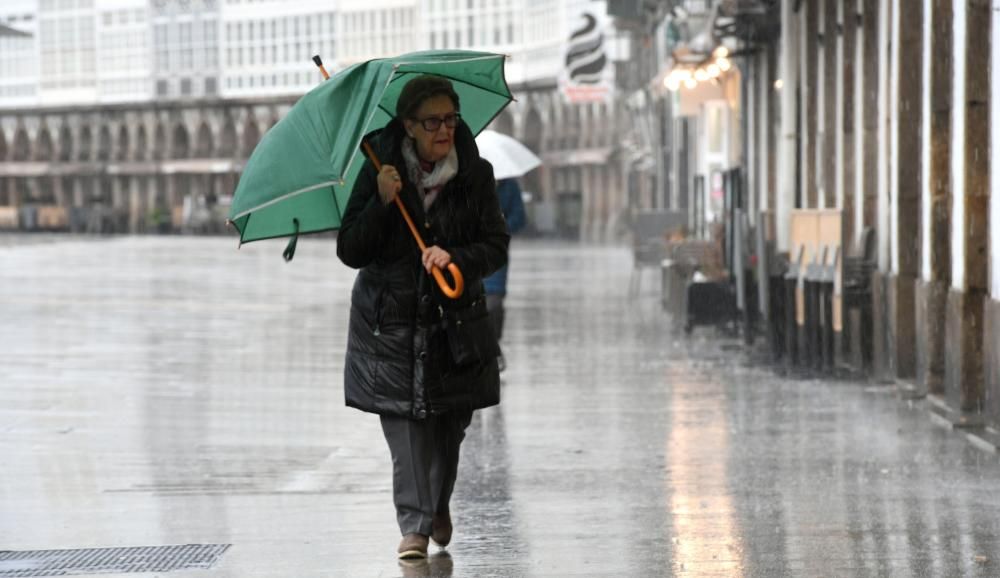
380, 410, 473, 536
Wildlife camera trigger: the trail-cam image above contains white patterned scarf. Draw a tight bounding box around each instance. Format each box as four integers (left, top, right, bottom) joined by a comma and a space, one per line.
401, 137, 459, 211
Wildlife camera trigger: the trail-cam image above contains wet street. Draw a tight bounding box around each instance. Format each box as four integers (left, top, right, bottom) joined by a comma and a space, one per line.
2, 235, 1000, 578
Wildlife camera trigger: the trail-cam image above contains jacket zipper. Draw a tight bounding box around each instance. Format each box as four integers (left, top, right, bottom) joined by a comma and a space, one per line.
373, 285, 384, 336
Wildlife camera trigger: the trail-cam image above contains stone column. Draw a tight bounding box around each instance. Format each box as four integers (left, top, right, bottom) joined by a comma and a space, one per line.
128, 176, 142, 234
823, 0, 838, 209
766, 44, 778, 214
758, 44, 779, 211
749, 54, 759, 217
3, 178, 13, 206
166, 175, 179, 232
987, 0, 1000, 426
837, 0, 858, 366
777, 0, 800, 251
916, 0, 953, 395
872, 0, 893, 379
72, 177, 84, 208
883, 0, 923, 380
841, 0, 857, 243
861, 0, 879, 230
945, 0, 990, 414
803, 0, 820, 209
52, 175, 65, 208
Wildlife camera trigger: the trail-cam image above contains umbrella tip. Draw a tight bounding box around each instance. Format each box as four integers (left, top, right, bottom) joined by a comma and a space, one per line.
312, 55, 323, 66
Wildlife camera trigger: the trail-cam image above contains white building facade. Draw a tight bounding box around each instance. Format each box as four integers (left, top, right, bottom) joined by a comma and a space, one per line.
0, 0, 596, 107
151, 0, 219, 100
220, 0, 341, 97
0, 1, 39, 107
0, 0, 629, 241
99, 0, 152, 102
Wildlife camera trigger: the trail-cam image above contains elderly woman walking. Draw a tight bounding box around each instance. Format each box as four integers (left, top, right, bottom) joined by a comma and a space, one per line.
336, 74, 509, 559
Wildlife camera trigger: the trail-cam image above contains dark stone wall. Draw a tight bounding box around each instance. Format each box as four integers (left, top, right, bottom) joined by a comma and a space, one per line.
872, 271, 891, 380
888, 274, 916, 379
984, 298, 1000, 423
945, 288, 986, 412
915, 279, 947, 394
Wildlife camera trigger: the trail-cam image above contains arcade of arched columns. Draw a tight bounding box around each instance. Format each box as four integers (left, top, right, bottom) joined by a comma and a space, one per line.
0, 90, 629, 240
0, 98, 292, 233
492, 90, 629, 241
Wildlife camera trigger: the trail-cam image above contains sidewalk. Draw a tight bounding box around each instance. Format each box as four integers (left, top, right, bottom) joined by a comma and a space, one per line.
1, 236, 998, 577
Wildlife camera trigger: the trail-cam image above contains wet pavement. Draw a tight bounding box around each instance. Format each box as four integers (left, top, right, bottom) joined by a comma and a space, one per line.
1, 235, 999, 577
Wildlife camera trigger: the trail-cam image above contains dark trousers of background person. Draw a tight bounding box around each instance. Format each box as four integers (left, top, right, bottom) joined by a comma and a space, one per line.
380, 410, 474, 535
486, 294, 505, 342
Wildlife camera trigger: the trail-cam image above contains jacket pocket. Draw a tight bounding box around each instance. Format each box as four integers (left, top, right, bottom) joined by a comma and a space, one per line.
442, 297, 499, 366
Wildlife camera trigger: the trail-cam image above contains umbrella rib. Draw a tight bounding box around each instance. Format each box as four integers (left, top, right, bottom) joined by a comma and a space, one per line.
233, 226, 339, 244
337, 67, 402, 190
330, 180, 343, 223
229, 179, 343, 220
393, 55, 512, 102
423, 70, 512, 103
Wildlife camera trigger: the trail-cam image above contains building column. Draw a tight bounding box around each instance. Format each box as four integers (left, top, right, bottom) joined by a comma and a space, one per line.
946, 0, 990, 414
777, 0, 800, 252
128, 176, 143, 234
757, 49, 771, 214
2, 178, 13, 206
803, 0, 819, 209
860, 0, 878, 231
984, 0, 1000, 424
883, 0, 923, 380
916, 0, 953, 395
748, 53, 759, 221
836, 0, 857, 365
72, 177, 84, 208
822, 0, 837, 209
839, 0, 856, 232
988, 0, 1000, 425
871, 0, 893, 378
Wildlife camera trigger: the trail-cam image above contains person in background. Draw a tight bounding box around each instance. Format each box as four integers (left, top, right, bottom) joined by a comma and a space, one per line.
483, 177, 526, 372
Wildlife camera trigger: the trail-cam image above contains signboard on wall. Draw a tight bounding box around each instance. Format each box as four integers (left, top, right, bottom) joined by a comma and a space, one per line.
560, 2, 613, 104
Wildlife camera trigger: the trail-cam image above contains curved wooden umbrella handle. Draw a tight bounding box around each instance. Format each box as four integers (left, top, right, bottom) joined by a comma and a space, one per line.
432, 263, 464, 300
392, 195, 465, 299
362, 140, 464, 299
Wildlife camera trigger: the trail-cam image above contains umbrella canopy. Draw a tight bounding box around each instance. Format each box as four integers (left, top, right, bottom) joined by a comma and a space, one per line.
228, 50, 512, 248
474, 129, 542, 180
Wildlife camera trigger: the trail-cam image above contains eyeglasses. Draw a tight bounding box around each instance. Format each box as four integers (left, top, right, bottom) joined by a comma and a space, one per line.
414, 112, 461, 132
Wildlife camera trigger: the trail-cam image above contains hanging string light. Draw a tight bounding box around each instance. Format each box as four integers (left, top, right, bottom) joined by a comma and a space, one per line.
663, 45, 734, 92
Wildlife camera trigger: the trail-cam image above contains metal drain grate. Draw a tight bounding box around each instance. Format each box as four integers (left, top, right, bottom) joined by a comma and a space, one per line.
0, 544, 231, 577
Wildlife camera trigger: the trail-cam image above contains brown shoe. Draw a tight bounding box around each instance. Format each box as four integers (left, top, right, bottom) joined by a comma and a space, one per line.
397, 533, 429, 559
431, 513, 453, 547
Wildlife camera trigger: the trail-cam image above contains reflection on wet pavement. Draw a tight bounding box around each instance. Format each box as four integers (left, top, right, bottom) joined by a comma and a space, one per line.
1, 236, 999, 577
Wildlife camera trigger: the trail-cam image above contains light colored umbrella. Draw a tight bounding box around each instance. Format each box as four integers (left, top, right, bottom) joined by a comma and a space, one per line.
475, 129, 542, 180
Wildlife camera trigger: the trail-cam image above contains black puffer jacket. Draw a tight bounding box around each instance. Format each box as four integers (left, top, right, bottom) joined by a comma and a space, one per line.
336, 118, 509, 419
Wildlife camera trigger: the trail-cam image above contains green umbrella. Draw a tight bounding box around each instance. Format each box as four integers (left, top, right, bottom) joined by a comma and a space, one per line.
227, 50, 512, 264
